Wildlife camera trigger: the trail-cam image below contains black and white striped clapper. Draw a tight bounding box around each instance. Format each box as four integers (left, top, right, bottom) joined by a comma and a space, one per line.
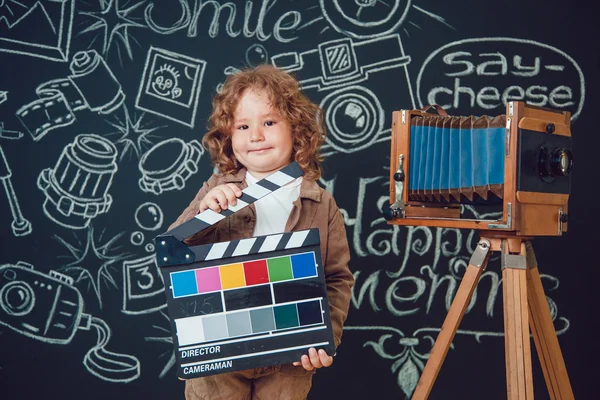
154, 162, 336, 380
163, 161, 304, 243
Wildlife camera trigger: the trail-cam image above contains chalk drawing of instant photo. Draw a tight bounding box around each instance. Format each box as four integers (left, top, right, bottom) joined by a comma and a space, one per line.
135, 47, 206, 128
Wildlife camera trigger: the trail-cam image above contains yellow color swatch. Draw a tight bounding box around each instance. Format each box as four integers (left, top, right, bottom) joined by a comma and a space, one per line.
219, 263, 245, 289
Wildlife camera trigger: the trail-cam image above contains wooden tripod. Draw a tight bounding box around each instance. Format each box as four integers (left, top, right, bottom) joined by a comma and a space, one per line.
411, 232, 574, 399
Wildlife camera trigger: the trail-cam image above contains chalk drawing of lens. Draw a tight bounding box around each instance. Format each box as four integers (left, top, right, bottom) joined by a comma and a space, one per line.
69, 50, 125, 114
138, 138, 204, 195
320, 86, 384, 153
122, 255, 166, 315
37, 134, 118, 229
319, 0, 411, 39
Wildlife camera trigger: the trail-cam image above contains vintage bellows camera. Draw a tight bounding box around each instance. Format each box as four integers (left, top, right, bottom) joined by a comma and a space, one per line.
384, 101, 573, 236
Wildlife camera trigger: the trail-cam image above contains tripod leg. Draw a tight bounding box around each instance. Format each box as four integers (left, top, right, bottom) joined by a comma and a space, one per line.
525, 242, 574, 399
411, 239, 491, 400
501, 240, 534, 400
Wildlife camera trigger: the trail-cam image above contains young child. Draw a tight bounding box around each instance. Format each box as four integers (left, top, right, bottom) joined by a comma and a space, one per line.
168, 64, 354, 400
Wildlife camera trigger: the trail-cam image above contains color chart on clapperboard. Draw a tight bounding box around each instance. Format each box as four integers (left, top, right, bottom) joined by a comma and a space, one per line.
164, 235, 335, 378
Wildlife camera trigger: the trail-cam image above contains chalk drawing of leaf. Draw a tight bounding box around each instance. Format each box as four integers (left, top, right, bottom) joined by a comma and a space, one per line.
395, 357, 420, 398
363, 334, 396, 359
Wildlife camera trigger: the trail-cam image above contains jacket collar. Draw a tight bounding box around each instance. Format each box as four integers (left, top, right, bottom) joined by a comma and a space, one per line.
298, 177, 321, 202
221, 166, 322, 202
222, 168, 247, 184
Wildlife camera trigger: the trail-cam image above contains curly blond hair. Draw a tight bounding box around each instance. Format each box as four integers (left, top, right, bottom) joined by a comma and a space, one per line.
202, 64, 325, 180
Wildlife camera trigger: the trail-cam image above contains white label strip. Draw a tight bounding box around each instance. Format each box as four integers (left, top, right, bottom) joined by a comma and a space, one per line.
195, 209, 226, 225
285, 230, 310, 249
243, 183, 272, 200
227, 198, 249, 213
205, 241, 230, 260
181, 341, 331, 367
231, 238, 257, 257
264, 171, 294, 186
258, 234, 284, 253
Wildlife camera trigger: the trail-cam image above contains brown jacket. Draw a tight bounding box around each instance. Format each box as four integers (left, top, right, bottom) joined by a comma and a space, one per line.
168, 168, 354, 349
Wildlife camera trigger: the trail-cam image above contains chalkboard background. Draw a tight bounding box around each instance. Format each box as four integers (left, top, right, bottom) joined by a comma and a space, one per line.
0, 0, 598, 399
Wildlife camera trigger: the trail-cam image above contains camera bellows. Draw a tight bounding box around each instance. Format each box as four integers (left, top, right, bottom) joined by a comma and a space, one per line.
388, 101, 573, 236
408, 114, 506, 202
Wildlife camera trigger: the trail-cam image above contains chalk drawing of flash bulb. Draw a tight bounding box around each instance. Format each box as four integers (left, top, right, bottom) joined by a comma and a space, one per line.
122, 254, 167, 315
138, 137, 204, 195
0, 0, 74, 62
16, 49, 125, 142
135, 47, 206, 128
37, 134, 118, 229
0, 262, 140, 383
271, 34, 415, 104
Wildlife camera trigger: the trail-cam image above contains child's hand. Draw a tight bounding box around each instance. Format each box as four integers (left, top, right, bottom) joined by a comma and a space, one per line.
292, 348, 333, 371
198, 184, 242, 213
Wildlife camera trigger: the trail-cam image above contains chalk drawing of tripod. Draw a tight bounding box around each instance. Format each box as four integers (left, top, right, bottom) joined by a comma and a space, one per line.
0, 124, 32, 236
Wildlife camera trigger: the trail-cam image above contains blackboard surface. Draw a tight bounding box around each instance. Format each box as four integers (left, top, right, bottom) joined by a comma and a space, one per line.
0, 1, 597, 399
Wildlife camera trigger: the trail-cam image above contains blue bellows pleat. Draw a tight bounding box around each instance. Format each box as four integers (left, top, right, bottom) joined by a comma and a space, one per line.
408, 114, 506, 202
439, 118, 450, 200
448, 125, 460, 197
459, 120, 473, 199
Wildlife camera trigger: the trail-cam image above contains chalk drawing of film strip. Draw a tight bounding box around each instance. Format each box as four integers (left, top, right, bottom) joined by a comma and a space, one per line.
161, 162, 304, 245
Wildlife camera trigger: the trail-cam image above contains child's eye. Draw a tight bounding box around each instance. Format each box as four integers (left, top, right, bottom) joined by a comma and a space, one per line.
265, 120, 276, 126
238, 125, 248, 130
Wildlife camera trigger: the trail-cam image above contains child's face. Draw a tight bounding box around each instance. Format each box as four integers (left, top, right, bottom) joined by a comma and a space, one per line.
230, 88, 293, 180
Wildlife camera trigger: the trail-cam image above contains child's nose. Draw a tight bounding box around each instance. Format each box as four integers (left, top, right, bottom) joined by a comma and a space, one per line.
250, 126, 264, 142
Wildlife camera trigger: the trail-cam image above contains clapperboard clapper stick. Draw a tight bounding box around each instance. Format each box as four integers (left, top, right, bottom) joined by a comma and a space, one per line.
154, 162, 337, 380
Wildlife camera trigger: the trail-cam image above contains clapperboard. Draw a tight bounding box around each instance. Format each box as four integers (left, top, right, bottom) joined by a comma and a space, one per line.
155, 162, 336, 379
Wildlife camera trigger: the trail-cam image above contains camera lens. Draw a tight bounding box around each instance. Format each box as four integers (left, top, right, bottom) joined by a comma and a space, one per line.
538, 146, 574, 182
0, 281, 35, 316
550, 148, 574, 176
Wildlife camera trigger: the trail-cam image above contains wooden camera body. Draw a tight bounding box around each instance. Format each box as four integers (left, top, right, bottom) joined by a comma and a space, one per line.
385, 101, 573, 236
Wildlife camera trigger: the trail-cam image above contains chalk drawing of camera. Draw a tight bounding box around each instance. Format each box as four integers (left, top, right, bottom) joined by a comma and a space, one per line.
271, 35, 415, 155
0, 262, 87, 344
0, 262, 142, 382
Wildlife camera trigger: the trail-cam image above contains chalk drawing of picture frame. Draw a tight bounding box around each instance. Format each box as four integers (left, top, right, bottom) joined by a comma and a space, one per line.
0, 0, 74, 62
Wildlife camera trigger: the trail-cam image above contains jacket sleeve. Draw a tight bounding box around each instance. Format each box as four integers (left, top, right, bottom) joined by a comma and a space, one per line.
167, 174, 219, 246
324, 200, 354, 350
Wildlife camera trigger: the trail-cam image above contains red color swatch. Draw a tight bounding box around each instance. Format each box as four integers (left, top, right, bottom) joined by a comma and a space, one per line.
243, 260, 269, 285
